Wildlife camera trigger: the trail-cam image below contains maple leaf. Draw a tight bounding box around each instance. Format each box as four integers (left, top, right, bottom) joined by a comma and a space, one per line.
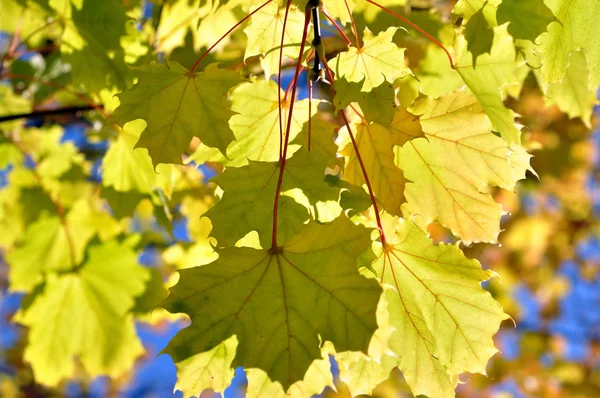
203, 159, 309, 248
156, 0, 243, 53
244, 1, 307, 79
370, 218, 509, 397
7, 216, 75, 292
245, 354, 334, 398
190, 79, 319, 166
452, 0, 500, 25
15, 240, 149, 386
454, 24, 522, 144
204, 122, 340, 248
0, 86, 32, 130
340, 106, 422, 216
538, 51, 597, 128
163, 217, 382, 390
334, 27, 412, 91
32, 0, 135, 93
334, 81, 397, 125
395, 90, 532, 244
322, 0, 356, 25
7, 199, 121, 292
112, 62, 244, 166
496, 0, 556, 42
102, 120, 156, 193
170, 336, 238, 396
537, 0, 600, 89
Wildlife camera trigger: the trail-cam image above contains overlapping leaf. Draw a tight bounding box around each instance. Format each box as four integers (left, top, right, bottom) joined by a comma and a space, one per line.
15, 241, 149, 385
112, 62, 244, 166
163, 217, 382, 390
454, 24, 522, 144
334, 27, 412, 91
370, 218, 509, 397
157, 0, 244, 53
204, 122, 339, 248
191, 80, 318, 166
539, 51, 598, 127
244, 1, 307, 79
395, 90, 532, 244
537, 0, 600, 89
7, 198, 121, 292
102, 120, 156, 193
340, 106, 422, 216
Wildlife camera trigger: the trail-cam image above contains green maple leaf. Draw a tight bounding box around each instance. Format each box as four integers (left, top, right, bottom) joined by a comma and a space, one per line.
204, 131, 340, 248
334, 80, 397, 125
370, 218, 509, 397
452, 0, 500, 26
0, 86, 32, 130
497, 0, 556, 42
163, 217, 381, 391
322, 0, 356, 24
539, 51, 598, 127
464, 7, 495, 63
112, 62, 244, 166
454, 0, 555, 44
102, 120, 156, 193
15, 240, 149, 386
334, 27, 412, 92
7, 198, 121, 292
417, 45, 464, 98
395, 90, 532, 244
7, 216, 76, 292
157, 0, 244, 53
190, 79, 318, 166
537, 0, 600, 89
244, 1, 307, 79
245, 356, 334, 398
454, 24, 522, 144
171, 336, 238, 396
204, 159, 309, 248
52, 0, 133, 93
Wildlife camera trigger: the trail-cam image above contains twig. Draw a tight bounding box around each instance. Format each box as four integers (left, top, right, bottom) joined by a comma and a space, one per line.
0, 106, 98, 124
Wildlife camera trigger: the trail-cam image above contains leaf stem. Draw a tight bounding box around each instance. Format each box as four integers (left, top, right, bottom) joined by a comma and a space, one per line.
321, 8, 353, 46
271, 5, 312, 248
320, 57, 387, 245
343, 0, 361, 48
308, 79, 313, 151
191, 0, 271, 72
278, 0, 294, 159
365, 0, 454, 68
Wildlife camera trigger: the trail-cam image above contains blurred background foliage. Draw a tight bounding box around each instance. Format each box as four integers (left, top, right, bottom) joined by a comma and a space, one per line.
0, 0, 599, 397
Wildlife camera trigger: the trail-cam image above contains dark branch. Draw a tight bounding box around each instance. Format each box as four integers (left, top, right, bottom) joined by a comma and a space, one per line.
0, 105, 98, 123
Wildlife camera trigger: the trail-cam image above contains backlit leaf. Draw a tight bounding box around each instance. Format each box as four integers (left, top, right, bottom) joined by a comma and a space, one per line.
370, 218, 509, 397
334, 27, 412, 92
396, 90, 531, 244
163, 217, 381, 390
15, 240, 149, 386
537, 0, 600, 89
112, 62, 244, 166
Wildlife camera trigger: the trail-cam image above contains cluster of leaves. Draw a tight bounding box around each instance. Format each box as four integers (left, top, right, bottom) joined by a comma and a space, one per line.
0, 0, 598, 397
